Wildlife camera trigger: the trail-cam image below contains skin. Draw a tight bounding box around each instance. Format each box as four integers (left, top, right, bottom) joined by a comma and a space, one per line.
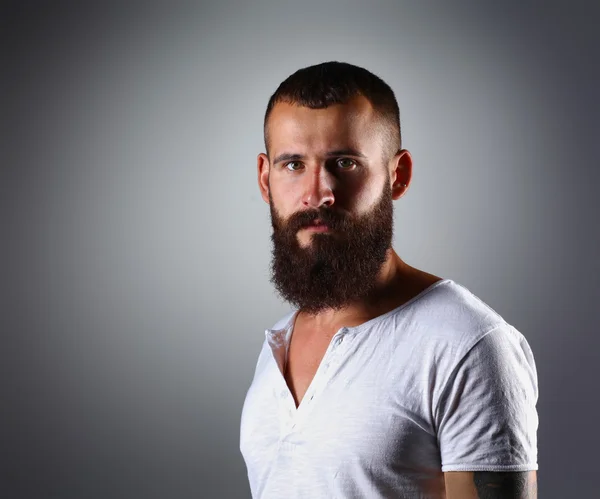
256, 94, 537, 498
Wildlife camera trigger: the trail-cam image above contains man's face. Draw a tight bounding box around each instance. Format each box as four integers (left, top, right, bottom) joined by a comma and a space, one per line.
259, 95, 397, 315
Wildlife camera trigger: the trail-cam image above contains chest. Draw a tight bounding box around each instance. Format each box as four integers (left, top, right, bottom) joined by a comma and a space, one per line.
283, 328, 336, 409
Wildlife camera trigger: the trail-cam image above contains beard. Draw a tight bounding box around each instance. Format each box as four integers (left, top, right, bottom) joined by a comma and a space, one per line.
268, 179, 394, 316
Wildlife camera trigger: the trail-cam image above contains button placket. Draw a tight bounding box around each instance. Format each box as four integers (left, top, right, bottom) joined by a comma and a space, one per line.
323, 331, 346, 372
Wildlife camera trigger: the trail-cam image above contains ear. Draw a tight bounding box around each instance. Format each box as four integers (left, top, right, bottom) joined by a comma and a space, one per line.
389, 149, 413, 200
257, 153, 271, 204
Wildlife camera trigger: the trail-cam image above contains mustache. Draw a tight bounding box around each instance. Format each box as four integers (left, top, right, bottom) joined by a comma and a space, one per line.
285, 209, 347, 232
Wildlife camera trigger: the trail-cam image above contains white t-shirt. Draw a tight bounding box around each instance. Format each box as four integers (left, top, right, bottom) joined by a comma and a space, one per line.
239, 279, 538, 498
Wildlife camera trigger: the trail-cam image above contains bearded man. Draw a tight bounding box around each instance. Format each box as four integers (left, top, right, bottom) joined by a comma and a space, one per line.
240, 61, 538, 499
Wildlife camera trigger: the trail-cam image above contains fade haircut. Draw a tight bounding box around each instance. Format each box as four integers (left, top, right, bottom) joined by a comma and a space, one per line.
263, 61, 401, 161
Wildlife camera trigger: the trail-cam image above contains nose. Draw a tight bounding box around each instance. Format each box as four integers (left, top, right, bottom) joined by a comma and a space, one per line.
302, 165, 335, 209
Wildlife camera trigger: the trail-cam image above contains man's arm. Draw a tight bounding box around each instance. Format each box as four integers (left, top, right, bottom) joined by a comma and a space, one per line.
444, 470, 537, 498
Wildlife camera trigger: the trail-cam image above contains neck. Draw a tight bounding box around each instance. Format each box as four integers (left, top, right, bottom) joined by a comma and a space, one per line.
297, 249, 420, 330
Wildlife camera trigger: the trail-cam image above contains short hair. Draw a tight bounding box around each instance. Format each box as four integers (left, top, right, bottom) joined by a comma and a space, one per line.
263, 61, 401, 159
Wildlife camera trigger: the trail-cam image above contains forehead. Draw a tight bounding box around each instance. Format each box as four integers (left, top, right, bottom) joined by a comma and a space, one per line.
267, 95, 383, 158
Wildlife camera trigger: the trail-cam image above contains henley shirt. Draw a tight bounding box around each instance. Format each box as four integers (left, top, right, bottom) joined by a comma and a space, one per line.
239, 278, 539, 498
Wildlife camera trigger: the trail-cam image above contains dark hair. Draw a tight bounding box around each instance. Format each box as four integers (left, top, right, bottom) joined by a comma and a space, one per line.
263, 61, 401, 158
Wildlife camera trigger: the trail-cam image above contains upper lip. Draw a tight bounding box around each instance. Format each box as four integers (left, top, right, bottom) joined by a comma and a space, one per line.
301, 219, 329, 229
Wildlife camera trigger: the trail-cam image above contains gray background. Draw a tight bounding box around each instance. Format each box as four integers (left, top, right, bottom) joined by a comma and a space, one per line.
3, 0, 598, 497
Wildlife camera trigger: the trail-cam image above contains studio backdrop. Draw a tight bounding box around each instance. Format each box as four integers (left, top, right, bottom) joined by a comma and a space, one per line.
3, 1, 599, 498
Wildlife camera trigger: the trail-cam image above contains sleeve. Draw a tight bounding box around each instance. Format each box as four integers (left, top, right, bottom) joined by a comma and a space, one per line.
435, 324, 539, 472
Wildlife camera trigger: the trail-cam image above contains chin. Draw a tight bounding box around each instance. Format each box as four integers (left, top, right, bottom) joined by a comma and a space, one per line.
298, 233, 331, 248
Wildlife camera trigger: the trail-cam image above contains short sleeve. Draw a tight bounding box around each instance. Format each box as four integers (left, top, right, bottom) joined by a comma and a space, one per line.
435, 325, 539, 472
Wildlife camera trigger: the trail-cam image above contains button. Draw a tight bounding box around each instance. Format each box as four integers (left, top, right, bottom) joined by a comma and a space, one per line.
280, 389, 287, 398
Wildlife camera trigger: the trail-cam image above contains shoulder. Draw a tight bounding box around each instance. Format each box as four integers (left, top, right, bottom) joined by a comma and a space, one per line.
392, 279, 536, 404
400, 278, 511, 347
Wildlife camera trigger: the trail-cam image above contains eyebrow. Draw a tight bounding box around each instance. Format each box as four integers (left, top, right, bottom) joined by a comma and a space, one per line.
272, 148, 367, 165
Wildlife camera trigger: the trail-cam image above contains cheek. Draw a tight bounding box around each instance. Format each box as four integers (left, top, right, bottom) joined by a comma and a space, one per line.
339, 177, 383, 212
270, 179, 301, 212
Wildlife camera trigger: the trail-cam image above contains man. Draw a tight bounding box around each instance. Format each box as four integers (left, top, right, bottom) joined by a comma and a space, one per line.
240, 61, 538, 498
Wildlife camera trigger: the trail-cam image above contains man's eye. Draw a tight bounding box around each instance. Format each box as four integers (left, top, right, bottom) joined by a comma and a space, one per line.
337, 158, 356, 169
285, 161, 303, 171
